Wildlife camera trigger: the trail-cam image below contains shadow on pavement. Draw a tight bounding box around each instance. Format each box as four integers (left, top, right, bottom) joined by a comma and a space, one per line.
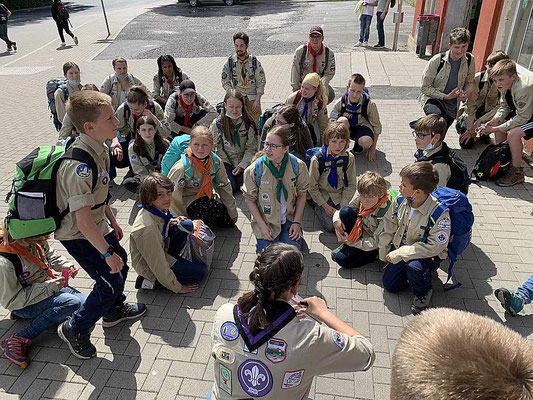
10, 4, 94, 27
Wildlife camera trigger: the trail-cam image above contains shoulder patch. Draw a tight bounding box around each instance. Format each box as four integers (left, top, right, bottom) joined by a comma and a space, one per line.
437, 217, 451, 229
75, 164, 91, 178
265, 338, 287, 363
220, 321, 239, 341
282, 369, 305, 389
216, 346, 236, 365
332, 330, 346, 350
435, 230, 449, 245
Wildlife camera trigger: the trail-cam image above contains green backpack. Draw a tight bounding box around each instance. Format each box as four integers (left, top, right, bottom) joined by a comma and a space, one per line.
5, 145, 101, 240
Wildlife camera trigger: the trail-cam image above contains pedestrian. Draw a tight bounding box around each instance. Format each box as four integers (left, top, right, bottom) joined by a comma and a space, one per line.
51, 0, 78, 48
355, 1, 376, 47
0, 3, 16, 52
374, 0, 391, 48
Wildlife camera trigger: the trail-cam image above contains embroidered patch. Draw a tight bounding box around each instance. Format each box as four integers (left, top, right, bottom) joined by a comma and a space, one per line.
435, 230, 449, 245
330, 110, 340, 120
216, 346, 236, 365
177, 178, 186, 187
237, 359, 273, 397
224, 140, 230, 147
222, 72, 228, 80
193, 181, 200, 188
281, 369, 305, 389
98, 170, 106, 177
437, 218, 451, 229
218, 364, 232, 395
261, 193, 270, 203
75, 164, 91, 178
102, 176, 109, 185
263, 205, 271, 215
243, 344, 258, 355
265, 338, 287, 364
130, 154, 138, 162
332, 330, 346, 350
220, 321, 239, 341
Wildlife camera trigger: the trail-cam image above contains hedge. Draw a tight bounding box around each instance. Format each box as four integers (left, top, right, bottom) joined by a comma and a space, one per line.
4, 0, 51, 10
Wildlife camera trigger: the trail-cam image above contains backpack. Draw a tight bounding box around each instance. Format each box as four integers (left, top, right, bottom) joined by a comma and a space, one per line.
471, 141, 512, 181
305, 146, 350, 188
436, 51, 472, 76
253, 153, 300, 189
227, 55, 258, 87
0, 252, 27, 287
57, 4, 69, 20
340, 90, 370, 122
299, 45, 330, 78
5, 145, 103, 240
257, 103, 284, 134
396, 186, 474, 291
177, 219, 216, 267
47, 77, 69, 132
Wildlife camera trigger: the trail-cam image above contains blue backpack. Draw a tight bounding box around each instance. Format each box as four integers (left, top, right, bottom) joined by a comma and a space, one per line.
305, 146, 349, 187
254, 153, 299, 188
396, 186, 474, 291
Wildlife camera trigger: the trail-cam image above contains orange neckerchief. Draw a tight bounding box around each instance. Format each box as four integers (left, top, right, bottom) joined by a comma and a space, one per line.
346, 194, 390, 245
0, 242, 56, 279
237, 57, 249, 88
187, 149, 213, 199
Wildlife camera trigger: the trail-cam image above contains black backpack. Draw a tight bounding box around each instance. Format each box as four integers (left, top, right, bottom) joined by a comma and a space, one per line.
471, 141, 512, 181
300, 45, 330, 78
340, 90, 370, 122
436, 51, 472, 75
257, 103, 284, 134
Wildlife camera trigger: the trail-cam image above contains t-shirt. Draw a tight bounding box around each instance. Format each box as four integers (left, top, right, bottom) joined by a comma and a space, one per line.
376, 0, 388, 12
443, 57, 461, 118
363, 3, 375, 15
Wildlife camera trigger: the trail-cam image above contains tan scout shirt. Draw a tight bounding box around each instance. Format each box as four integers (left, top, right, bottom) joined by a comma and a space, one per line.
116, 100, 171, 141
100, 73, 146, 110
221, 54, 266, 100
329, 95, 382, 137
494, 73, 533, 132
285, 91, 328, 144
211, 302, 375, 400
308, 148, 356, 207
58, 113, 78, 143
378, 195, 451, 264
419, 144, 451, 187
210, 116, 258, 170
151, 71, 189, 100
164, 91, 215, 136
55, 134, 112, 240
242, 156, 309, 240
459, 71, 500, 129
260, 114, 314, 155
168, 153, 237, 220
291, 44, 336, 91
419, 50, 475, 112
128, 141, 163, 181
0, 243, 73, 311
54, 82, 82, 123
130, 208, 182, 294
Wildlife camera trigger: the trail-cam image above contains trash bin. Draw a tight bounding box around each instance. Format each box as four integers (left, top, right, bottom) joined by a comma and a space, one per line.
415, 14, 440, 57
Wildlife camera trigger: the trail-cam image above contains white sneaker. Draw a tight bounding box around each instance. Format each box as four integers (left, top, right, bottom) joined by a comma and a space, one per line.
354, 42, 363, 47
60, 42, 66, 47
363, 41, 369, 46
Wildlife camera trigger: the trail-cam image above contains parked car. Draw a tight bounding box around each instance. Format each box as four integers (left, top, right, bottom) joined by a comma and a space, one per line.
187, 0, 240, 6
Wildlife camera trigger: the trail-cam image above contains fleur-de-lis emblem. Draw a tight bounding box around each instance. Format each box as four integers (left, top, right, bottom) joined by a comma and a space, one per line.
245, 365, 266, 387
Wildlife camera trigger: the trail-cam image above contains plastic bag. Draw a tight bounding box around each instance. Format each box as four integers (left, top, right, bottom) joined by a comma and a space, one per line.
354, 1, 364, 17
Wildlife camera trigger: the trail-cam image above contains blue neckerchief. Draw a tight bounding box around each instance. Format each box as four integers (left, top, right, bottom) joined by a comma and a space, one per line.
146, 206, 174, 240
322, 146, 345, 189
144, 147, 160, 166
345, 92, 361, 127
301, 94, 316, 124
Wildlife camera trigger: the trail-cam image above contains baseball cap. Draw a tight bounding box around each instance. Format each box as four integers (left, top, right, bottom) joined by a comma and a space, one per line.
309, 26, 324, 36
179, 80, 196, 94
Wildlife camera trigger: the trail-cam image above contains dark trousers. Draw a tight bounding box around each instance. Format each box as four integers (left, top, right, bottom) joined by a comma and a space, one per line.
187, 196, 234, 228
224, 163, 244, 194
376, 12, 385, 46
171, 257, 207, 285
60, 232, 129, 333
382, 258, 441, 297
0, 23, 13, 47
56, 21, 74, 42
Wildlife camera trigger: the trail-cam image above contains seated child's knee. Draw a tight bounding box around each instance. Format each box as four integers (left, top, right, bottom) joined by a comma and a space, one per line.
358, 135, 373, 149
337, 117, 350, 129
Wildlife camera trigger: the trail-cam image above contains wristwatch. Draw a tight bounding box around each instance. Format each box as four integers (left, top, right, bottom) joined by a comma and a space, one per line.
100, 245, 115, 259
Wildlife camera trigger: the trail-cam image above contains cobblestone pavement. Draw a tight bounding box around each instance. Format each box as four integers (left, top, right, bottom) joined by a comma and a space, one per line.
0, 1, 532, 399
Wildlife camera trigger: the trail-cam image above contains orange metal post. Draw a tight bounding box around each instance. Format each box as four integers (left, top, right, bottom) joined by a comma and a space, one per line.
472, 0, 504, 72
432, 0, 449, 54
411, 0, 427, 38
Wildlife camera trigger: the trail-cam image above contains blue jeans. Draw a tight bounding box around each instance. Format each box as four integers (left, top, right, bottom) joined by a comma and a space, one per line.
383, 258, 441, 297
359, 14, 373, 43
60, 232, 129, 333
376, 11, 385, 46
13, 287, 86, 340
171, 257, 207, 285
517, 275, 533, 304
256, 220, 302, 253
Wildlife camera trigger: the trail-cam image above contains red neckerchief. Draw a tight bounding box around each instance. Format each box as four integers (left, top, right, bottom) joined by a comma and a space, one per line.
179, 93, 194, 128
307, 42, 324, 72
0, 242, 56, 279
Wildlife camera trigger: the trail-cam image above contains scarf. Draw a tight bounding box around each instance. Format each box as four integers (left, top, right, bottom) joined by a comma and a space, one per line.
0, 242, 56, 279
237, 56, 249, 88
232, 121, 243, 147
179, 93, 194, 128
307, 42, 324, 72
187, 149, 213, 199
146, 206, 174, 241
346, 193, 390, 245
262, 153, 289, 202
345, 92, 361, 127
322, 146, 344, 189
301, 93, 315, 124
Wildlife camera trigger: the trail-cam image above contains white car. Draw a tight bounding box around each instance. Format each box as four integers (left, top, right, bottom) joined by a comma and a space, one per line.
187, 0, 240, 6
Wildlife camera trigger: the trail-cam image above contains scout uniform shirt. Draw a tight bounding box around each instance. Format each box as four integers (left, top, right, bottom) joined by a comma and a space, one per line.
54, 82, 83, 123
378, 194, 451, 264
493, 72, 533, 133
129, 208, 183, 294
100, 73, 145, 110
415, 143, 451, 187
54, 133, 112, 241
329, 94, 382, 137
260, 114, 314, 156
242, 156, 309, 240
151, 70, 189, 100
286, 91, 328, 145
58, 112, 78, 143
128, 141, 163, 181
168, 153, 238, 220
116, 100, 171, 141
459, 70, 500, 129
164, 91, 214, 136
308, 148, 356, 207
291, 44, 336, 91
211, 301, 375, 400
221, 54, 266, 101
210, 116, 258, 169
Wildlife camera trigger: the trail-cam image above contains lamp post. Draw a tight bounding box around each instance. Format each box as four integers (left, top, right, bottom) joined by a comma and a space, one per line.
100, 0, 111, 37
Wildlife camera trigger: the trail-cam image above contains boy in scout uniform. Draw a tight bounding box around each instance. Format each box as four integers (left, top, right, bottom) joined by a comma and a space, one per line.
100, 57, 145, 110
330, 73, 382, 160
55, 91, 146, 359
379, 162, 451, 314
221, 32, 266, 124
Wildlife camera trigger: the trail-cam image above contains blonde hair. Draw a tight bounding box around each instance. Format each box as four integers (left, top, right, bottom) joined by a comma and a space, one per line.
357, 171, 387, 198
391, 308, 533, 400
323, 122, 349, 148
66, 91, 112, 134
490, 59, 517, 79
190, 125, 214, 146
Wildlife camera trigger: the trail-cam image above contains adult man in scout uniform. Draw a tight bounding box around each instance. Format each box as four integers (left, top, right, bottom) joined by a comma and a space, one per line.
221, 32, 266, 124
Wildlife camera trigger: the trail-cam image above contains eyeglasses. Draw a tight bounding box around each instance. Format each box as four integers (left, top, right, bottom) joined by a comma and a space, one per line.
411, 131, 433, 140
264, 142, 284, 150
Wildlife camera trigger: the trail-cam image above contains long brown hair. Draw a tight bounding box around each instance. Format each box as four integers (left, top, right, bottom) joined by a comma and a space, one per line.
276, 104, 308, 156
252, 125, 292, 162
133, 116, 169, 160
220, 89, 257, 146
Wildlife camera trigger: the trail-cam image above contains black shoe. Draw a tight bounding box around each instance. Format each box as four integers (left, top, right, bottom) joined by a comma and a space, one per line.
374, 43, 384, 48
57, 318, 96, 360
135, 275, 144, 289
12, 42, 16, 51
102, 302, 146, 327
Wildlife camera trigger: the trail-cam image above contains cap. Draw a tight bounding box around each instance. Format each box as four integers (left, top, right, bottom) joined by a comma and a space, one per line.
179, 79, 196, 94
309, 26, 324, 36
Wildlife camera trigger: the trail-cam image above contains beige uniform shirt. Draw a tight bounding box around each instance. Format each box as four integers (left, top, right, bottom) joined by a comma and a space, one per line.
418, 144, 451, 187
0, 243, 73, 311
285, 91, 328, 145
329, 95, 382, 137
116, 100, 171, 141
128, 141, 163, 180
242, 156, 309, 239
291, 44, 336, 92
151, 71, 189, 100
58, 113, 78, 142
164, 91, 215, 136
308, 148, 356, 207
494, 72, 533, 132
210, 116, 258, 170
100, 73, 146, 110
54, 82, 82, 123
211, 302, 374, 400
130, 208, 182, 294
459, 71, 500, 129
221, 54, 266, 100
168, 153, 237, 219
55, 134, 112, 240
378, 195, 451, 264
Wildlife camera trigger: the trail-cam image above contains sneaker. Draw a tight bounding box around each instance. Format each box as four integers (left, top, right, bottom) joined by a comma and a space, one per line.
374, 43, 384, 48
363, 41, 369, 46
411, 289, 432, 315
74, 36, 78, 45
57, 318, 96, 360
1, 335, 31, 369
6, 46, 11, 52
495, 288, 525, 316
496, 165, 525, 187
354, 42, 363, 47
102, 302, 147, 327
12, 42, 16, 51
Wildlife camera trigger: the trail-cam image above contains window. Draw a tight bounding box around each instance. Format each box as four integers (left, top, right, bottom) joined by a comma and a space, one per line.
508, 0, 533, 71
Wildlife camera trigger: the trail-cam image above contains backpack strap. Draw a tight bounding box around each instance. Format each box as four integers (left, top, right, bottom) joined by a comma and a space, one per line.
148, 99, 156, 115
340, 93, 347, 115
299, 45, 308, 72
361, 92, 369, 121
293, 91, 302, 105
123, 102, 131, 123
0, 252, 27, 288
251, 55, 258, 72
177, 68, 183, 84
288, 153, 299, 178
254, 158, 263, 188
478, 70, 486, 92
322, 47, 330, 76
181, 152, 193, 182
436, 52, 446, 76
228, 56, 237, 87
466, 52, 472, 68
420, 204, 447, 244
60, 84, 69, 102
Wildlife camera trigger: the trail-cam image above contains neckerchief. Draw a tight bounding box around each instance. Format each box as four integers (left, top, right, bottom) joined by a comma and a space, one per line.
307, 42, 324, 72
133, 103, 152, 122
143, 142, 160, 167
346, 193, 390, 245
232, 120, 243, 147
237, 56, 249, 88
322, 146, 344, 189
301, 93, 316, 124
179, 93, 194, 128
0, 242, 56, 279
345, 92, 361, 126
146, 206, 174, 240
262, 153, 288, 202
166, 74, 175, 91
187, 149, 213, 199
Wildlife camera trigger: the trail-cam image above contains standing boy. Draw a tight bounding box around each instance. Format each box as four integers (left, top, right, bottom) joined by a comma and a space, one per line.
0, 3, 15, 51
355, 1, 376, 47
374, 0, 391, 48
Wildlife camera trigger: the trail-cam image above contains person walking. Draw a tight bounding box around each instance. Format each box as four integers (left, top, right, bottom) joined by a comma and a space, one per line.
0, 3, 16, 52
51, 0, 78, 47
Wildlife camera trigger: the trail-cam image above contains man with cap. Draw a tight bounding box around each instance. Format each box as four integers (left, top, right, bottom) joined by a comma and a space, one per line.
164, 79, 216, 137
221, 32, 266, 125
291, 26, 336, 104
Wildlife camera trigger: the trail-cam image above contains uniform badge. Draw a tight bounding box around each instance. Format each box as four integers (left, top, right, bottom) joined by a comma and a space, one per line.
218, 364, 232, 395
261, 193, 270, 203
330, 110, 340, 120
263, 205, 271, 215
222, 72, 228, 80
260, 180, 269, 185
193, 181, 200, 188
177, 178, 186, 187
75, 164, 91, 178
435, 230, 449, 244
437, 218, 451, 229
332, 330, 346, 350
237, 359, 273, 397
216, 346, 236, 365
102, 176, 109, 185
265, 338, 287, 363
224, 140, 230, 147
281, 369, 305, 389
130, 154, 138, 162
220, 321, 239, 341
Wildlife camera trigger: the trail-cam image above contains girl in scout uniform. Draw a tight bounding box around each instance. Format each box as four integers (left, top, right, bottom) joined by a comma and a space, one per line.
210, 89, 258, 194
209, 243, 375, 400
285, 72, 329, 146
168, 126, 238, 228
152, 54, 189, 109
123, 117, 170, 193
130, 173, 205, 293
55, 62, 83, 124
100, 57, 145, 110
57, 84, 99, 145
308, 122, 356, 232
242, 125, 309, 253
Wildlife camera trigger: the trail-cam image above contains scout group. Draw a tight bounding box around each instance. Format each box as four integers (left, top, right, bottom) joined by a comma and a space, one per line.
0, 24, 532, 400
